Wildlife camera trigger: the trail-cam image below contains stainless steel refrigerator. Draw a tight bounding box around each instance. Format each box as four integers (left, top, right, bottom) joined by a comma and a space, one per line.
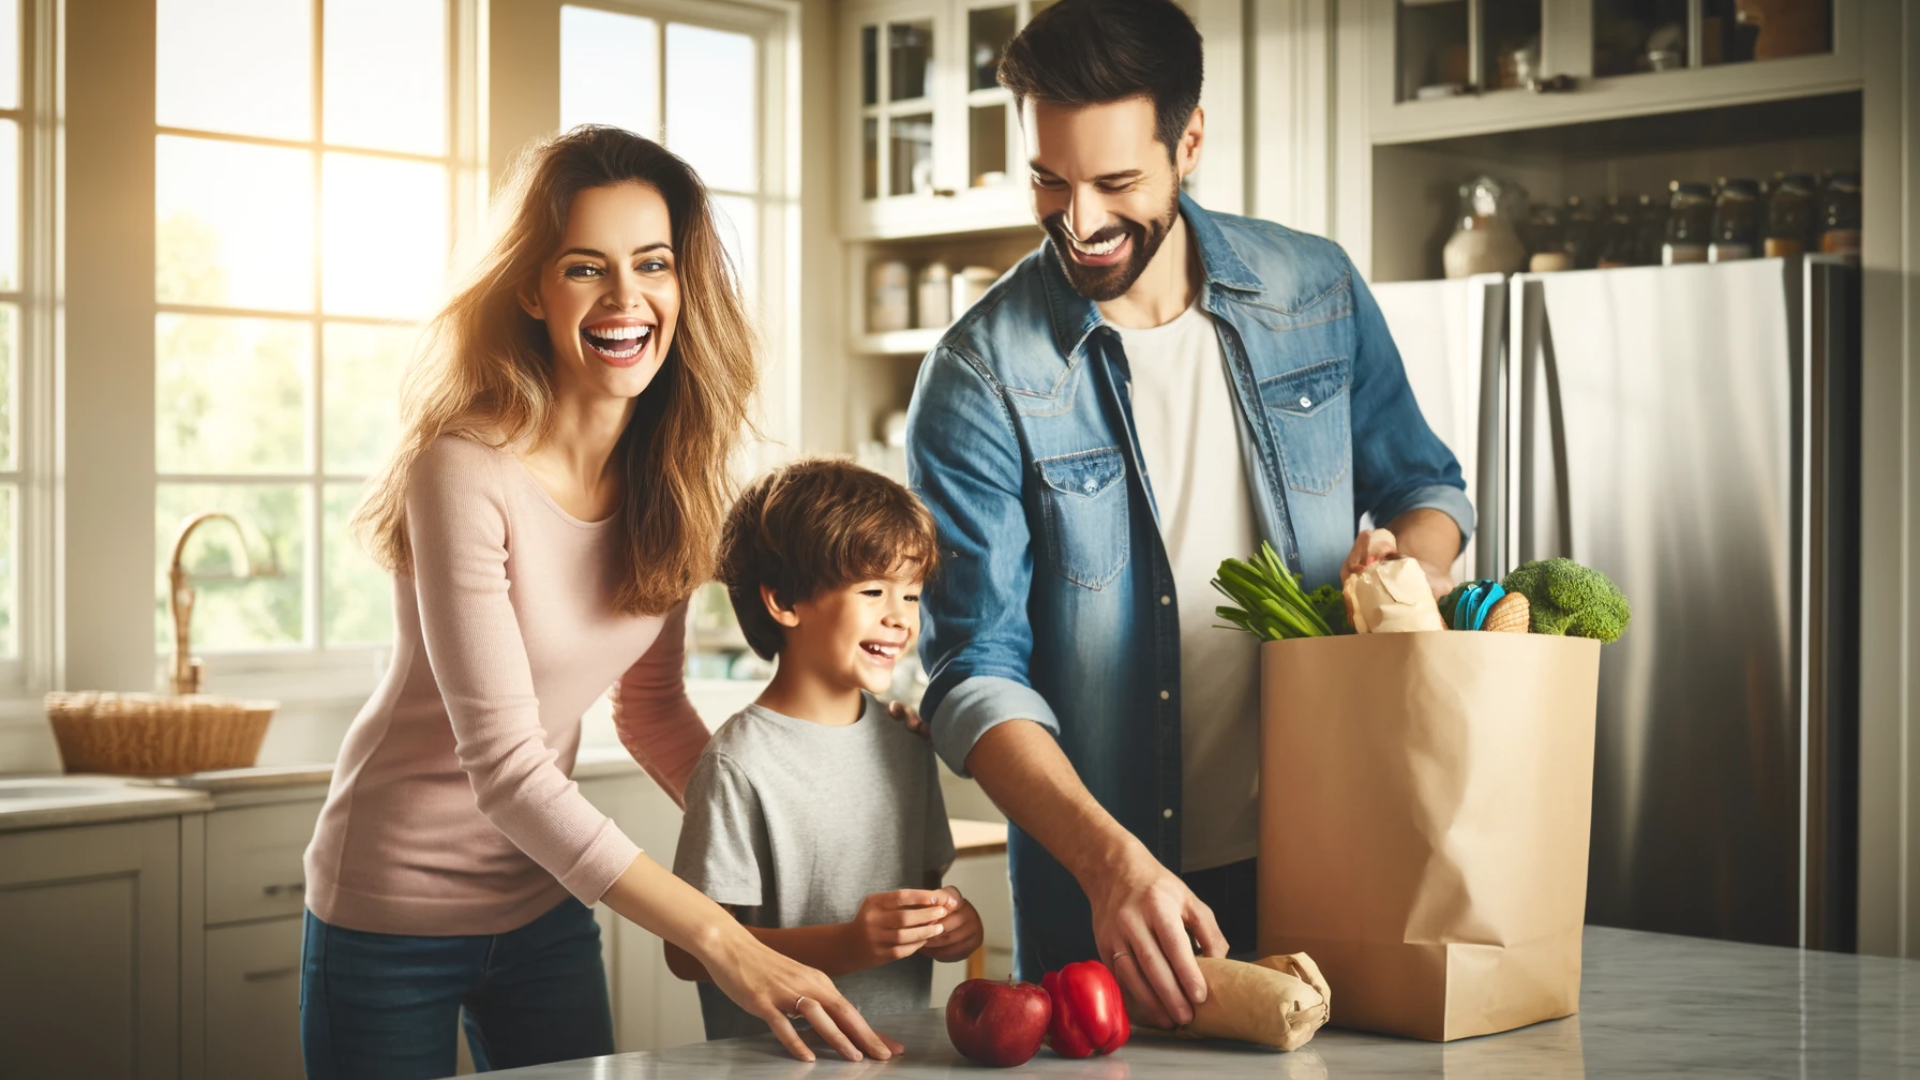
1373, 258, 1859, 951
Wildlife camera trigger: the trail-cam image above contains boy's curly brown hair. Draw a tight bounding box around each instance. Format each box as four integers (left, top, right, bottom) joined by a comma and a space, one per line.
718, 458, 941, 660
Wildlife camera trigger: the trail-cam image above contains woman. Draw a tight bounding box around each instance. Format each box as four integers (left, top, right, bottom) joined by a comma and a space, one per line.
299, 127, 897, 1078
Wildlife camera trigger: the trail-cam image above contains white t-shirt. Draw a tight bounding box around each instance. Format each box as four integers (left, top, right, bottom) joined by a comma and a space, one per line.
1110, 300, 1261, 872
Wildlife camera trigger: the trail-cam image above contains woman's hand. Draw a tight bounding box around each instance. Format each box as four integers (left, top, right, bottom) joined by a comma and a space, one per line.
599, 853, 901, 1063
922, 886, 985, 962
844, 888, 955, 968
699, 927, 905, 1063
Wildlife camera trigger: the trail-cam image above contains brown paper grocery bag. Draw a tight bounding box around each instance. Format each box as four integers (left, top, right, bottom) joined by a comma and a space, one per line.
1256, 632, 1601, 1042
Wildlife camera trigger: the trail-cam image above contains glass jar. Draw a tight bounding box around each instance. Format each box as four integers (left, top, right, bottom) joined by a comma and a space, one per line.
1563, 195, 1599, 270
1633, 193, 1665, 266
1820, 171, 1862, 256
1443, 176, 1526, 279
1765, 174, 1817, 258
1663, 181, 1714, 265
1709, 179, 1762, 263
1597, 195, 1638, 269
1525, 203, 1570, 273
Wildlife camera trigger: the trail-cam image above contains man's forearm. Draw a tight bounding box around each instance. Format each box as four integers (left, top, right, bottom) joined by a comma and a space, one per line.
963, 718, 1146, 886
1385, 507, 1463, 578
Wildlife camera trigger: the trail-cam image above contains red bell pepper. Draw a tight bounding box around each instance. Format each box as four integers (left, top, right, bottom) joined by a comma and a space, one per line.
1041, 959, 1130, 1058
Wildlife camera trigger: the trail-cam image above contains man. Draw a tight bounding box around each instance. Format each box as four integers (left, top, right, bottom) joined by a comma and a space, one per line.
903, 0, 1471, 1030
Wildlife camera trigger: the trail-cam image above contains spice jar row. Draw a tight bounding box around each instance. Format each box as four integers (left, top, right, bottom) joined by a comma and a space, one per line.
1444, 170, 1861, 279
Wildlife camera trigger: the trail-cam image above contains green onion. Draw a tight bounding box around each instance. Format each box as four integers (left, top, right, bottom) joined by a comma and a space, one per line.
1210, 542, 1337, 641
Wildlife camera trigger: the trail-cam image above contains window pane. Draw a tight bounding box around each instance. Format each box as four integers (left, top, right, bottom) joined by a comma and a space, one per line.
710, 193, 756, 302
0, 120, 17, 291
560, 6, 659, 138
889, 113, 933, 196
324, 0, 447, 154
156, 315, 309, 474
323, 322, 413, 473
665, 23, 757, 193
321, 154, 448, 318
323, 481, 391, 645
0, 304, 15, 472
157, 137, 315, 311
0, 0, 18, 113
154, 484, 305, 651
0, 483, 14, 658
157, 0, 313, 140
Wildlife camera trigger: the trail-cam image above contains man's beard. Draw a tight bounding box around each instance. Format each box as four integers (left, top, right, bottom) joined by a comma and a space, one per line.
1043, 191, 1181, 303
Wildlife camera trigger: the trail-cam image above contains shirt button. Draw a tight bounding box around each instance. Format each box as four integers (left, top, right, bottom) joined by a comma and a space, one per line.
1160, 690, 1170, 700
1162, 808, 1174, 819
1160, 594, 1171, 605
1299, 395, 1313, 408
1082, 479, 1097, 493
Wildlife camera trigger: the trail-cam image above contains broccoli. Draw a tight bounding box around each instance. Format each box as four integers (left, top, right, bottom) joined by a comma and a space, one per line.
1307, 583, 1351, 636
1499, 558, 1631, 643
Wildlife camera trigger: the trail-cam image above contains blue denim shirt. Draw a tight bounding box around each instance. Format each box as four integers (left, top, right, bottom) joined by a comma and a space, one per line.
904, 193, 1472, 978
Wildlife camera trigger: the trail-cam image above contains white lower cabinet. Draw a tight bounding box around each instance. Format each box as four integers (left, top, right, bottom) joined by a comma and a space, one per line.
204, 920, 305, 1080
0, 817, 183, 1080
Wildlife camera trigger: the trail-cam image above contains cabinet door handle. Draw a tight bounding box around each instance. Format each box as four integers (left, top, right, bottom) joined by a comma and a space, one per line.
263, 881, 306, 898
931, 188, 957, 198
244, 967, 299, 982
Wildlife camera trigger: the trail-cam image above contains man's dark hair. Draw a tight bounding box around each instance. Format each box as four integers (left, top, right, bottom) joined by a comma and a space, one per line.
997, 0, 1204, 159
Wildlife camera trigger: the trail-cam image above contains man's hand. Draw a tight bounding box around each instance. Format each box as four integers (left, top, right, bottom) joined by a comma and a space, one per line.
1084, 845, 1228, 1029
922, 886, 985, 962
843, 888, 954, 969
1342, 525, 1453, 600
885, 699, 931, 739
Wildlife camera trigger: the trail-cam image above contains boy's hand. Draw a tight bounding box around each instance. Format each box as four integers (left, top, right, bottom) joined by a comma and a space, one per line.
886, 699, 931, 739
845, 888, 953, 968
922, 886, 984, 963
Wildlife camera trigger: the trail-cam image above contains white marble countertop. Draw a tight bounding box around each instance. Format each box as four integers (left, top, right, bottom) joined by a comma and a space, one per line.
485, 926, 1920, 1079
0, 775, 212, 832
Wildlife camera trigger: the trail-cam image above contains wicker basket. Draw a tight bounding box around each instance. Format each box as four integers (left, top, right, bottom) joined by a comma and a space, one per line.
45, 692, 277, 776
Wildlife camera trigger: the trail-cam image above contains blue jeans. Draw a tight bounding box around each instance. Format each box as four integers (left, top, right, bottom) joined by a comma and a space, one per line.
300, 898, 615, 1079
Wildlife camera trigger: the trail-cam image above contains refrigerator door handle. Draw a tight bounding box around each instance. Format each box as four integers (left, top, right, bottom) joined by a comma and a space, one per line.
1536, 293, 1575, 562
1515, 279, 1574, 564
1474, 279, 1508, 581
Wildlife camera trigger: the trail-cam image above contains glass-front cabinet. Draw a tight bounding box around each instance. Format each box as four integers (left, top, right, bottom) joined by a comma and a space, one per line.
1372, 0, 1858, 143
843, 0, 1053, 238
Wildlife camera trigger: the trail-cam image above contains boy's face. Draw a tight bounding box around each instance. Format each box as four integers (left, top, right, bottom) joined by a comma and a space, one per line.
777, 569, 923, 696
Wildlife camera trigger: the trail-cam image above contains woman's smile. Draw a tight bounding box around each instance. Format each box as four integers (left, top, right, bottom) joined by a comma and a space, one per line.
581, 315, 656, 368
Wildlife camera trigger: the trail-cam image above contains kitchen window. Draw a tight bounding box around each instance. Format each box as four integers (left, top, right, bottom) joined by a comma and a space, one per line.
151, 0, 469, 681
0, 0, 47, 699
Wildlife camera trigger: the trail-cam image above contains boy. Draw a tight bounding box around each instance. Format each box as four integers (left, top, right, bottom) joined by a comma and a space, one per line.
667, 458, 983, 1040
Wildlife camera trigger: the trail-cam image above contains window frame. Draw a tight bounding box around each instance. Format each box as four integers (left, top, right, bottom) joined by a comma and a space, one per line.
149, 0, 483, 703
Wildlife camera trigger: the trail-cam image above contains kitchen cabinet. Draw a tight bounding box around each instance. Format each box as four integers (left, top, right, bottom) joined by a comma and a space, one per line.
178, 790, 325, 1080
0, 817, 184, 1080
840, 0, 1053, 239
1368, 0, 1861, 145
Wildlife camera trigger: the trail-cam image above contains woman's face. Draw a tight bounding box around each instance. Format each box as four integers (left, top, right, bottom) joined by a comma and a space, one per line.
521, 181, 681, 404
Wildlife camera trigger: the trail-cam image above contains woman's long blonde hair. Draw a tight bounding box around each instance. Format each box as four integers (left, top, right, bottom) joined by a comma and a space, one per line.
355, 125, 758, 615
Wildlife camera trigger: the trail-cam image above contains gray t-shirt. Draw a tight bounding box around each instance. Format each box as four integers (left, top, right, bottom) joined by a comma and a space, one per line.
674, 694, 956, 1040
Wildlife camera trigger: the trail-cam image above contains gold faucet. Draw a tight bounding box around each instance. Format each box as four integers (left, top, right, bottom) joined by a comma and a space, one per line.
167, 512, 277, 696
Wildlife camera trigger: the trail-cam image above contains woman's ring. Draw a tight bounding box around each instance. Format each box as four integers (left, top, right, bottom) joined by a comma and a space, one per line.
786, 994, 808, 1020
1110, 950, 1133, 965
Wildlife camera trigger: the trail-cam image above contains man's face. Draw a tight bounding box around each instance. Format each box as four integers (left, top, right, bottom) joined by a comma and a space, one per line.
1023, 96, 1194, 302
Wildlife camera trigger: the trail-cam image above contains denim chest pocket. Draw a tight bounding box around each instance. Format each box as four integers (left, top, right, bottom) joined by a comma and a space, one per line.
1259, 356, 1353, 495
1035, 447, 1129, 589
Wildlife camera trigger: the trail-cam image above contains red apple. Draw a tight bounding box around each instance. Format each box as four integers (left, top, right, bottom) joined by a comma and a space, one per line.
946, 977, 1052, 1068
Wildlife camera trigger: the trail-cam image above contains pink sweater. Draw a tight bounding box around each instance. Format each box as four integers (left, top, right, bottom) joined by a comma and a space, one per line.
304, 435, 711, 936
